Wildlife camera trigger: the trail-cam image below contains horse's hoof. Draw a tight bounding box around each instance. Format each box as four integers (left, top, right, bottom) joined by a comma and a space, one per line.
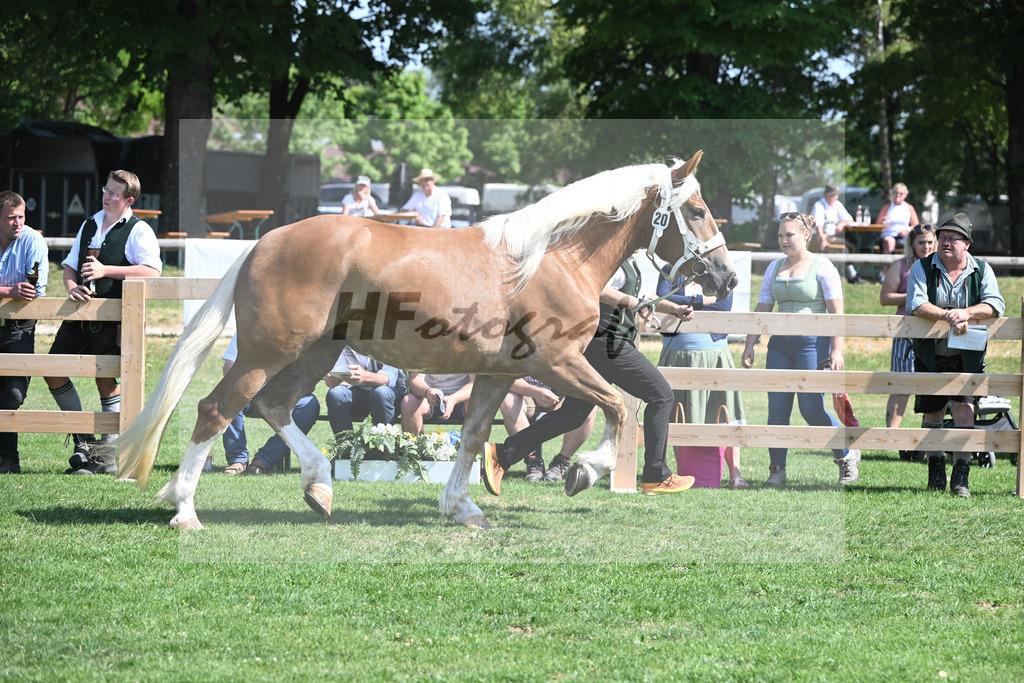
169, 516, 204, 530
304, 483, 333, 517
459, 514, 493, 529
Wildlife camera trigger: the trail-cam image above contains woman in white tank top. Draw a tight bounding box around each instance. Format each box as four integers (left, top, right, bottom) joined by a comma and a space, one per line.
875, 182, 920, 254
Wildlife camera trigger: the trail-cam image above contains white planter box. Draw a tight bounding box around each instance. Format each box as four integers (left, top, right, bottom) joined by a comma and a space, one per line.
333, 459, 480, 484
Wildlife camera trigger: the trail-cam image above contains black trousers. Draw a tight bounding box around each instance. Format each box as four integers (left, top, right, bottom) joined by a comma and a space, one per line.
503, 332, 674, 484
0, 322, 35, 460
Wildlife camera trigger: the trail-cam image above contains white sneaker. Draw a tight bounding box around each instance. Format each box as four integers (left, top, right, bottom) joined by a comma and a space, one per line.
836, 449, 861, 485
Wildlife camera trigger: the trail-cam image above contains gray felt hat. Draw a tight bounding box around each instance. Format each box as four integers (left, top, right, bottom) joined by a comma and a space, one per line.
938, 212, 972, 241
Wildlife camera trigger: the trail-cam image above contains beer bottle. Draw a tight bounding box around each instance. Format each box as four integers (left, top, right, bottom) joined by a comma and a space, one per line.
26, 261, 40, 287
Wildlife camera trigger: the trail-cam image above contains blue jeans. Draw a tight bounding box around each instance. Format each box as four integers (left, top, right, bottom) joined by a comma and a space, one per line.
765, 335, 847, 467
326, 384, 404, 435
222, 394, 321, 468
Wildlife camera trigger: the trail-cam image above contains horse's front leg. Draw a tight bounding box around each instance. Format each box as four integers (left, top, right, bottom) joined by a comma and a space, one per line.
440, 376, 514, 528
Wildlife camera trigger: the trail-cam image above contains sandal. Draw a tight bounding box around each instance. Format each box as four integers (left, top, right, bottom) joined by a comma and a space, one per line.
224, 462, 248, 475
730, 476, 749, 489
242, 460, 271, 475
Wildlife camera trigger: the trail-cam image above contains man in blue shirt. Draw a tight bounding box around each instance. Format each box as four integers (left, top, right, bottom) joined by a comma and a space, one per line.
906, 212, 1004, 497
325, 347, 406, 435
0, 191, 49, 473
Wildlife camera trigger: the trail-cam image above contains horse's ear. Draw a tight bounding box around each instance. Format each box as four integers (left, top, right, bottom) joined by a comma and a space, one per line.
680, 150, 703, 178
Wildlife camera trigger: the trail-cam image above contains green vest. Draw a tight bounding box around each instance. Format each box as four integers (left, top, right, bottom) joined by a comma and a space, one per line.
600, 259, 642, 341
769, 255, 827, 314
76, 215, 138, 299
912, 257, 987, 372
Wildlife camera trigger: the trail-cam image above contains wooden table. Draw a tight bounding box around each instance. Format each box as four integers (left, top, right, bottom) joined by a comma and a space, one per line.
133, 209, 162, 220
372, 211, 420, 224
203, 210, 275, 238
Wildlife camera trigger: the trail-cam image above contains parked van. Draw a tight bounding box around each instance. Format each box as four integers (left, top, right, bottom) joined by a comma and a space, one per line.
480, 183, 558, 219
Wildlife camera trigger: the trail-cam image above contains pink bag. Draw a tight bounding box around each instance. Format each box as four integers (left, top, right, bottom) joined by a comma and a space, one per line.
674, 405, 731, 488
833, 392, 860, 427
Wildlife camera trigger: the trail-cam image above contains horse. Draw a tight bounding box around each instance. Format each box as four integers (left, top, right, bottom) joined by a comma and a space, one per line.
115, 151, 737, 530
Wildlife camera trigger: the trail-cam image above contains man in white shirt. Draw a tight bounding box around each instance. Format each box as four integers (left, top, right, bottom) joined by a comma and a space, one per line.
45, 170, 162, 474
402, 168, 452, 229
811, 183, 862, 284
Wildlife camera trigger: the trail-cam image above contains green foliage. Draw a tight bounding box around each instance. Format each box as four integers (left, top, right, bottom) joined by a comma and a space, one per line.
329, 416, 461, 482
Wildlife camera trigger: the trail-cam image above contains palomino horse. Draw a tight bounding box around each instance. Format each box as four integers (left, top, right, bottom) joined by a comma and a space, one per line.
116, 151, 737, 529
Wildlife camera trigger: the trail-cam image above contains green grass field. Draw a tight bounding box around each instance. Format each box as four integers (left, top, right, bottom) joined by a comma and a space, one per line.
2, 271, 1023, 680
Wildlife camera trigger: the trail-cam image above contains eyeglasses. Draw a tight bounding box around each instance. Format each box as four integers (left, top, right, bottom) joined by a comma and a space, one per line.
893, 192, 907, 197
910, 224, 935, 235
779, 212, 811, 230
937, 234, 966, 244
100, 187, 123, 199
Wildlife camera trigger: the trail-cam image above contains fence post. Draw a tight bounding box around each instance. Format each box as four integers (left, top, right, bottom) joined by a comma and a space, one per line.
610, 391, 640, 492
119, 279, 147, 433
1018, 297, 1023, 498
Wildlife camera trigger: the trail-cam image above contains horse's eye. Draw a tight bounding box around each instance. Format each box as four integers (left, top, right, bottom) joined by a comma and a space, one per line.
689, 207, 706, 221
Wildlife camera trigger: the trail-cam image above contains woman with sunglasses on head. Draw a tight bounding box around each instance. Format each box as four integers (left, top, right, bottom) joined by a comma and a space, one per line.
879, 224, 937, 459
741, 212, 861, 487
875, 183, 920, 255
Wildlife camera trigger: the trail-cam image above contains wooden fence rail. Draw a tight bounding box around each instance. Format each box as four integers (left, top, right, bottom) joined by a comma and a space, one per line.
3, 278, 1022, 499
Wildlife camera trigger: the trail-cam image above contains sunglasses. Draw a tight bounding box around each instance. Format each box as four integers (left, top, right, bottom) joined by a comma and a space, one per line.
779, 212, 812, 230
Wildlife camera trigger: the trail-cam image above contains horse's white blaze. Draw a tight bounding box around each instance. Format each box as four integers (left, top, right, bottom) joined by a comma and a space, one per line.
157, 433, 219, 526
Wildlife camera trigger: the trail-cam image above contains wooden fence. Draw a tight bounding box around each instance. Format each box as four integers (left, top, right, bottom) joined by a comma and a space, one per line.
611, 308, 1024, 498
3, 277, 1022, 499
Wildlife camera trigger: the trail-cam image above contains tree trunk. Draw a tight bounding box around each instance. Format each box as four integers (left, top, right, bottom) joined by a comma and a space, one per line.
161, 67, 214, 236
877, 0, 892, 194
257, 78, 309, 230
1006, 66, 1024, 255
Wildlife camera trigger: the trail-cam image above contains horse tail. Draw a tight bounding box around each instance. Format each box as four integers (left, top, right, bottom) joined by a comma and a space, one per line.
115, 243, 256, 489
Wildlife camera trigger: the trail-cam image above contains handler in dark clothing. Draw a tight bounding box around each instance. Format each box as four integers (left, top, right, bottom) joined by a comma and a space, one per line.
481, 255, 696, 497
906, 212, 1003, 497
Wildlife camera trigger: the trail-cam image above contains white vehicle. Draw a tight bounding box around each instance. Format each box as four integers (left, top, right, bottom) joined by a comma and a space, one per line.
318, 181, 391, 214
480, 182, 558, 218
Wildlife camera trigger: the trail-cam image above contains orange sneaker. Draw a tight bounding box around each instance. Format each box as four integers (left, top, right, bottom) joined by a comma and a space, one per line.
481, 442, 505, 496
641, 474, 695, 495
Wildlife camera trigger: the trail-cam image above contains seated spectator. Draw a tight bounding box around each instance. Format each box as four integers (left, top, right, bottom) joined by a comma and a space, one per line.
875, 183, 920, 255
499, 377, 596, 482
402, 168, 452, 228
325, 347, 406, 435
341, 176, 380, 218
401, 373, 473, 434
810, 183, 862, 283
207, 334, 320, 475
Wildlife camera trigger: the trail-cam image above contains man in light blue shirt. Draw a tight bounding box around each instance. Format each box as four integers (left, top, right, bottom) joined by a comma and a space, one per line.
0, 191, 48, 473
325, 347, 406, 435
906, 212, 1003, 497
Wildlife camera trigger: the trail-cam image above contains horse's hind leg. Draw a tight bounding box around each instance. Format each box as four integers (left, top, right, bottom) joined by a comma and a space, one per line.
157, 364, 268, 530
532, 353, 627, 490
440, 375, 514, 528
249, 336, 341, 517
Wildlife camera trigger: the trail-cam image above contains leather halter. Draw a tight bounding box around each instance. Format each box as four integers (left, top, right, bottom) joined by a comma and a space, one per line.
646, 173, 726, 283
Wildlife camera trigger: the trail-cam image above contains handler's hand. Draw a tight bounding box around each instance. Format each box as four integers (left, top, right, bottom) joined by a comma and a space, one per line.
741, 348, 755, 368
10, 282, 37, 300
67, 284, 92, 302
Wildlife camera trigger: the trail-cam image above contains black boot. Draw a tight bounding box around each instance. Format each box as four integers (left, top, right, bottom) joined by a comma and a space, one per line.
0, 454, 21, 474
927, 454, 947, 491
950, 459, 971, 498
65, 434, 96, 473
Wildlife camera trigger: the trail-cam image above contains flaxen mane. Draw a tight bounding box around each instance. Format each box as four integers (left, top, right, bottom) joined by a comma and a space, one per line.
480, 159, 699, 292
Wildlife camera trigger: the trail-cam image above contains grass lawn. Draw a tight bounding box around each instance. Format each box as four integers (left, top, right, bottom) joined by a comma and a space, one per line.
1, 271, 1023, 680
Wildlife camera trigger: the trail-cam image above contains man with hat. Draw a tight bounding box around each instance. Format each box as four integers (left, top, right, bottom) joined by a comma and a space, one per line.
402, 168, 452, 228
810, 183, 863, 283
906, 212, 1004, 497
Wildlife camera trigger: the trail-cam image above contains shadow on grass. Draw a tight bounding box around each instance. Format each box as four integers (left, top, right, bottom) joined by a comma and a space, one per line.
17, 506, 175, 526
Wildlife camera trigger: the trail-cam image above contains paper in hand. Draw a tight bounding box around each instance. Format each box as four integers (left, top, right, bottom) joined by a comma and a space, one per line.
947, 325, 987, 351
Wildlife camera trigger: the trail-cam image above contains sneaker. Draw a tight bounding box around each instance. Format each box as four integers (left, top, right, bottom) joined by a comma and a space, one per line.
524, 455, 545, 482
835, 449, 861, 485
641, 474, 695, 495
70, 453, 117, 475
67, 439, 94, 471
543, 454, 572, 482
564, 462, 598, 497
481, 442, 505, 496
224, 462, 248, 475
764, 465, 787, 487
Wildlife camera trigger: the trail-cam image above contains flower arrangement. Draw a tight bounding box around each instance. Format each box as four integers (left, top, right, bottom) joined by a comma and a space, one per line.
329, 416, 461, 482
